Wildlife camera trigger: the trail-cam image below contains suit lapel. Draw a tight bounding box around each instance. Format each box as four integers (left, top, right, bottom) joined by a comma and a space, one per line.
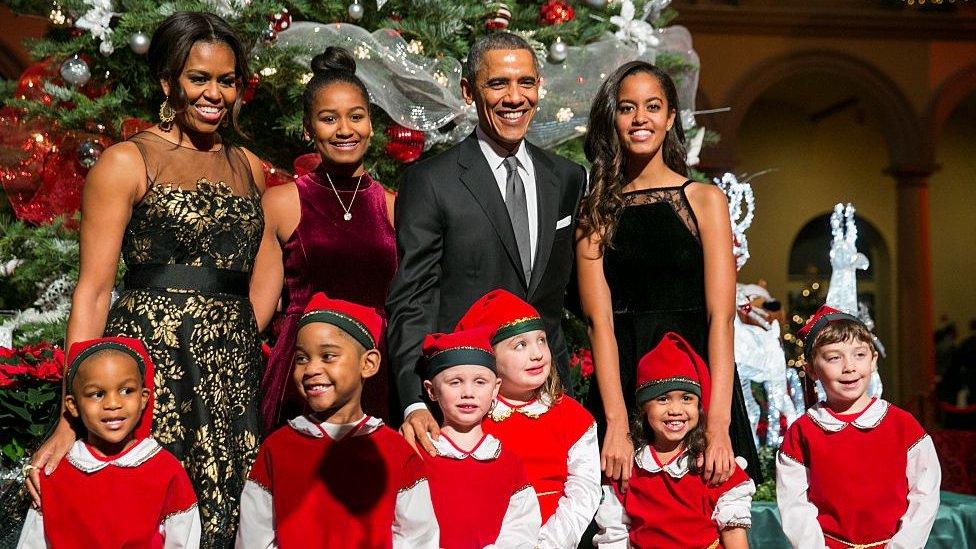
528, 144, 558, 298
458, 134, 527, 287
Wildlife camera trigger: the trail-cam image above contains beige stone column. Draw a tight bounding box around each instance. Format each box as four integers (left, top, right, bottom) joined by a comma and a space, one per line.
887, 165, 938, 428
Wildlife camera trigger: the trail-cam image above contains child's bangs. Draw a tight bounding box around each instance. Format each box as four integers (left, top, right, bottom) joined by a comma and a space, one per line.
811, 319, 875, 354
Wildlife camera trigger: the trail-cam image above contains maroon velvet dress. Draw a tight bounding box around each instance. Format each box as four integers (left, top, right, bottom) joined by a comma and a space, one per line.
259, 169, 397, 432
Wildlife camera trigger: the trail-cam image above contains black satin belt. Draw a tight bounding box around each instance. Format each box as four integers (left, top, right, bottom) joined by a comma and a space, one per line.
123, 264, 250, 297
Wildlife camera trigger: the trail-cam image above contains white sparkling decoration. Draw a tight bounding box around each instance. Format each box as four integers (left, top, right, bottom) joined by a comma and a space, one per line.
610, 0, 661, 55
129, 31, 150, 55
75, 0, 116, 56
354, 44, 372, 60
555, 107, 574, 122
259, 66, 278, 77
715, 172, 755, 271
348, 0, 365, 20
299, 72, 313, 85
538, 86, 548, 100
433, 71, 449, 87
548, 39, 569, 63
406, 40, 424, 55
60, 57, 92, 87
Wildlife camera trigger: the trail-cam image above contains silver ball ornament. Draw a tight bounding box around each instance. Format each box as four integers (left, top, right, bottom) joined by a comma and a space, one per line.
548, 39, 569, 64
129, 32, 150, 55
60, 57, 91, 87
348, 1, 364, 20
77, 140, 104, 169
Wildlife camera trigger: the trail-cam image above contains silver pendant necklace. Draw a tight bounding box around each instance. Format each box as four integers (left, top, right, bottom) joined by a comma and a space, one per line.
325, 172, 363, 221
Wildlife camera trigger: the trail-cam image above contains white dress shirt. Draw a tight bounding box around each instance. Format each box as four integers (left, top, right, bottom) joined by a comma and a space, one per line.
475, 126, 539, 267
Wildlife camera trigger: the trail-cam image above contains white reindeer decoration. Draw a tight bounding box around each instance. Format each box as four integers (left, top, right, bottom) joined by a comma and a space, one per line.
823, 203, 883, 398
718, 173, 800, 447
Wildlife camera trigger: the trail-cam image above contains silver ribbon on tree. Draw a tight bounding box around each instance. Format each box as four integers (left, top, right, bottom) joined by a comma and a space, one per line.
269, 18, 700, 150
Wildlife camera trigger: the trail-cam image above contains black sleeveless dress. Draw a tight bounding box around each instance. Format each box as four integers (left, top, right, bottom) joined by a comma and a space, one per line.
586, 180, 762, 481
103, 132, 264, 547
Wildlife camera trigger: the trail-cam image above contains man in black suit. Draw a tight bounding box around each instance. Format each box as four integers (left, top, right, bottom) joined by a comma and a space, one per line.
386, 32, 587, 452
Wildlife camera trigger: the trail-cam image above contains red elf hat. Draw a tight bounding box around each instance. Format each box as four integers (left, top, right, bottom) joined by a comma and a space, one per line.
455, 289, 546, 345
796, 305, 864, 354
298, 292, 382, 350
635, 332, 711, 411
65, 337, 157, 441
420, 327, 495, 380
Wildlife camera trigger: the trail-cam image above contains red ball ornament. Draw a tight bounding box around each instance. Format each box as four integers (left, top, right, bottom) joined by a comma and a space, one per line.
242, 73, 260, 105
269, 9, 292, 32
384, 124, 425, 164
539, 0, 574, 25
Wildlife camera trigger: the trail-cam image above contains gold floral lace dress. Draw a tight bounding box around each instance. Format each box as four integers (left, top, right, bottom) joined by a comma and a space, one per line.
104, 132, 263, 548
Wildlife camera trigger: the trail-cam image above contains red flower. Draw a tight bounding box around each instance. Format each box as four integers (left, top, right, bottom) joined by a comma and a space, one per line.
571, 348, 595, 378
0, 370, 13, 388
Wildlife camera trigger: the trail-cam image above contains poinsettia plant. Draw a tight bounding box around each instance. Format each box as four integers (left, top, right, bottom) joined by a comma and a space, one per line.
0, 342, 64, 466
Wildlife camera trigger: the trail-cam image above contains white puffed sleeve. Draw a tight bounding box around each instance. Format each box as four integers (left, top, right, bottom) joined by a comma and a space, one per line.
393, 479, 439, 549
15, 508, 48, 549
712, 479, 755, 530
487, 485, 542, 549
592, 485, 631, 549
889, 435, 941, 549
235, 480, 278, 549
162, 505, 201, 548
776, 451, 827, 549
538, 423, 601, 549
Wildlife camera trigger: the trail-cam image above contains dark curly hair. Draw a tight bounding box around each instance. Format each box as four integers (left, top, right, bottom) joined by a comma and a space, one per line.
630, 399, 707, 475
578, 61, 687, 249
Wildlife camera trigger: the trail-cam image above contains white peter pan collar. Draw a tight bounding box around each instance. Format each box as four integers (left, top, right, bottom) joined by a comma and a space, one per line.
66, 438, 161, 474
634, 446, 691, 479
806, 398, 889, 433
288, 415, 384, 440
428, 432, 502, 461
489, 394, 553, 422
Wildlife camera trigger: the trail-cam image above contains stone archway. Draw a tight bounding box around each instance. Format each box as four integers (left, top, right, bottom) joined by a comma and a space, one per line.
927, 62, 976, 142
717, 49, 931, 168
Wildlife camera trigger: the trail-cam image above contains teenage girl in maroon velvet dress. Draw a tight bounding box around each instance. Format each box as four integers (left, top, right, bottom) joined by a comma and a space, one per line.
250, 46, 397, 432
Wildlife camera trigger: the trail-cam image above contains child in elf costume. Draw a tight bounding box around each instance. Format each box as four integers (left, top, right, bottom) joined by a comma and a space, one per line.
18, 337, 200, 549
237, 293, 439, 548
456, 289, 600, 548
420, 326, 542, 548
594, 332, 755, 549
777, 305, 941, 549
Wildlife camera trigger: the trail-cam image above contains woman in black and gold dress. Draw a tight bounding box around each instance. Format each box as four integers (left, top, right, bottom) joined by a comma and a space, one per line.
576, 61, 761, 488
27, 13, 264, 547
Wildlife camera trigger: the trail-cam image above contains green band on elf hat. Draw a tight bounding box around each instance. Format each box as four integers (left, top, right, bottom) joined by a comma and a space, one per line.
491, 316, 547, 345
66, 342, 147, 391
298, 310, 376, 350
423, 347, 496, 380
635, 376, 702, 407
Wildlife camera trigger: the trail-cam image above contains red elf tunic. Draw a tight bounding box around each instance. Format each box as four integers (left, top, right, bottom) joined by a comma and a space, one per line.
236, 415, 439, 549
483, 394, 600, 548
17, 438, 200, 549
594, 446, 755, 549
424, 433, 542, 549
776, 398, 941, 549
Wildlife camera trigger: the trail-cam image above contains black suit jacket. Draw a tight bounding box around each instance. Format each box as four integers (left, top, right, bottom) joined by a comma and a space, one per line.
386, 133, 587, 411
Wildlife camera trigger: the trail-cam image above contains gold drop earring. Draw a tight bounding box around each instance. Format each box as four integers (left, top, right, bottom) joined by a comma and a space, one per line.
159, 97, 176, 131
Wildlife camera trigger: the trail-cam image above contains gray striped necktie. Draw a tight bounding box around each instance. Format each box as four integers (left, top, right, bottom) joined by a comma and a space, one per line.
503, 156, 532, 283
